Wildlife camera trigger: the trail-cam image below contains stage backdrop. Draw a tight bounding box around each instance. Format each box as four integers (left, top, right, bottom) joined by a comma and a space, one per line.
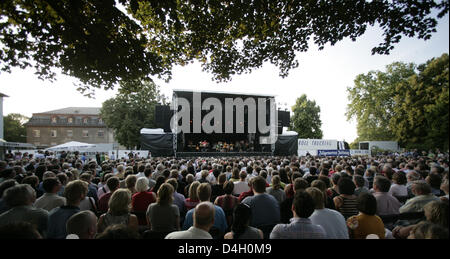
140, 128, 174, 157
274, 131, 298, 156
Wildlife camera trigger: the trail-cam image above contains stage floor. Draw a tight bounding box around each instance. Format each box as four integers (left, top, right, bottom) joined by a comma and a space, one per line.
175, 151, 273, 158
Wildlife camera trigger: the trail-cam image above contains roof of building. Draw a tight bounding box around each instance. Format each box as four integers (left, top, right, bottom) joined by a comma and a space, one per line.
0, 92, 9, 98
36, 107, 101, 115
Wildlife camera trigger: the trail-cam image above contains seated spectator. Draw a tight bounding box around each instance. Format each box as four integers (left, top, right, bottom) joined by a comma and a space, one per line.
183, 183, 228, 235
98, 188, 139, 233
151, 176, 166, 194
400, 180, 441, 213
407, 221, 448, 239
266, 175, 286, 204
165, 202, 215, 239
0, 221, 42, 239
393, 200, 448, 239
97, 173, 113, 199
97, 176, 120, 215
327, 173, 341, 200
66, 210, 98, 239
215, 181, 240, 228
406, 171, 422, 198
372, 176, 401, 216
166, 178, 186, 216
270, 191, 326, 239
146, 183, 180, 233
125, 175, 138, 195
333, 177, 359, 220
426, 173, 444, 196
283, 172, 302, 199
238, 178, 254, 202
233, 171, 250, 196
211, 173, 226, 202
47, 180, 88, 239
389, 171, 408, 200
347, 193, 385, 239
440, 174, 449, 201
353, 175, 369, 197
311, 179, 335, 210
306, 187, 349, 239
34, 177, 66, 212
0, 184, 48, 237
224, 203, 263, 239
131, 177, 156, 226
280, 177, 309, 223
229, 168, 240, 182
184, 181, 201, 211
79, 172, 99, 205
242, 176, 280, 228
96, 224, 141, 239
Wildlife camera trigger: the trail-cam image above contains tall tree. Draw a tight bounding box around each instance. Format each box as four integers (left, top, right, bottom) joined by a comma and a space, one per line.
346, 62, 416, 141
1, 1, 448, 94
100, 80, 167, 149
3, 113, 29, 142
391, 53, 449, 150
289, 94, 323, 139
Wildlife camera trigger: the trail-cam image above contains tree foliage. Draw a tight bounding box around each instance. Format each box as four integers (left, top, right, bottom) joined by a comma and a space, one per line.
100, 80, 167, 149
1, 1, 448, 94
347, 53, 449, 151
3, 113, 28, 142
289, 94, 323, 139
346, 62, 416, 141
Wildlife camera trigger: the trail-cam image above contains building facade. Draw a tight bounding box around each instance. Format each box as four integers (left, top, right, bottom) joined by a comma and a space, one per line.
25, 107, 117, 149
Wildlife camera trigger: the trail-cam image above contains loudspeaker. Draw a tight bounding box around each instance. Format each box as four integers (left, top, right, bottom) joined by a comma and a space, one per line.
155, 105, 173, 132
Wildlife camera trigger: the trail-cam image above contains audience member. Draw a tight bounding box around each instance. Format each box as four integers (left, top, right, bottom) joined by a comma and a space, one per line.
165, 202, 215, 239
98, 188, 139, 233
224, 203, 263, 239
347, 193, 385, 239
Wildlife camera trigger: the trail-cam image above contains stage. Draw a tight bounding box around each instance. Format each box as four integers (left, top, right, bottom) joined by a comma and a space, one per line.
175, 151, 273, 158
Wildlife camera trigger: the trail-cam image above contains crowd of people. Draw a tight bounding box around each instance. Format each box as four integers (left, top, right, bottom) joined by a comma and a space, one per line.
0, 149, 448, 239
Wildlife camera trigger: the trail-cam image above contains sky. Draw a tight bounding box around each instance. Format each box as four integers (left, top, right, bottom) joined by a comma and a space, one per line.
0, 14, 448, 144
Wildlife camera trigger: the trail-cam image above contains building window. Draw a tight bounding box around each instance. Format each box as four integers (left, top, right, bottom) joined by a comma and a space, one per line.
51, 117, 57, 123
50, 142, 57, 146
83, 118, 88, 124
68, 117, 73, 124
67, 130, 73, 137
33, 130, 40, 138
99, 118, 103, 124
51, 130, 57, 138
97, 130, 104, 137
82, 130, 89, 138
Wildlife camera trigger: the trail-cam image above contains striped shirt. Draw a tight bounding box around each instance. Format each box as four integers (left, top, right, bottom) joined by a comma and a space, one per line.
269, 218, 326, 239
338, 196, 359, 220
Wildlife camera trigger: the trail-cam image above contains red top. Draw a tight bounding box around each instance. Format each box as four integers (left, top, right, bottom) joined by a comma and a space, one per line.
98, 192, 113, 214
184, 198, 200, 211
238, 189, 254, 202
132, 191, 156, 225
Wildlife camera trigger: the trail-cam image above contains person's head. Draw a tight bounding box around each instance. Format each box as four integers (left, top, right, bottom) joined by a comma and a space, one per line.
64, 180, 88, 206
353, 175, 365, 188
292, 191, 315, 218
357, 193, 377, 216
411, 180, 432, 196
66, 210, 98, 239
426, 173, 442, 190
373, 176, 391, 193
193, 201, 215, 231
95, 224, 140, 239
106, 176, 120, 192
125, 175, 137, 190
441, 176, 449, 195
337, 177, 356, 195
331, 173, 341, 186
3, 184, 36, 207
0, 222, 42, 239
408, 221, 449, 239
189, 181, 201, 201
217, 173, 227, 185
108, 188, 132, 215
392, 171, 407, 185
166, 178, 178, 192
135, 177, 150, 193
407, 171, 421, 183
293, 177, 309, 193
271, 175, 282, 190
239, 171, 247, 181
157, 183, 174, 205
252, 176, 267, 194
306, 187, 325, 209
423, 200, 449, 228
197, 183, 212, 202
42, 177, 61, 194
223, 181, 235, 195
231, 203, 252, 239
0, 179, 17, 199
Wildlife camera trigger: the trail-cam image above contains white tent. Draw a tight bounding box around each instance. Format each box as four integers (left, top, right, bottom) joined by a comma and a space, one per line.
44, 141, 96, 151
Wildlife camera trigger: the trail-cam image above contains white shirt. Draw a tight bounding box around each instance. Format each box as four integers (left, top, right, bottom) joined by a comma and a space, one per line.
309, 208, 349, 239
165, 226, 212, 239
388, 183, 408, 197
233, 181, 250, 195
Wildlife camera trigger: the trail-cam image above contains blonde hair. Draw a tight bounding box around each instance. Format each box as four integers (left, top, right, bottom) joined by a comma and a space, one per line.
306, 187, 325, 209
64, 180, 88, 205
108, 188, 132, 215
271, 175, 281, 190
157, 183, 174, 205
424, 200, 449, 227
189, 181, 201, 201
